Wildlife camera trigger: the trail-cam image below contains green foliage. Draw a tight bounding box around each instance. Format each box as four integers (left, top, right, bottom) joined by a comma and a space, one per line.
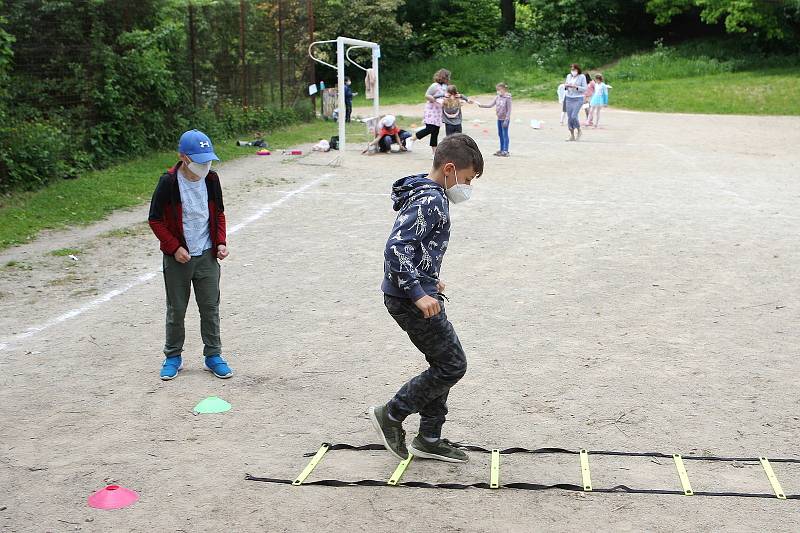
399, 0, 501, 59
521, 0, 651, 38
0, 0, 314, 194
646, 0, 800, 42
607, 38, 800, 81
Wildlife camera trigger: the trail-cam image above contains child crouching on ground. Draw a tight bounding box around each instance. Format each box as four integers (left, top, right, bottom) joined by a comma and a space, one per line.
364, 115, 411, 153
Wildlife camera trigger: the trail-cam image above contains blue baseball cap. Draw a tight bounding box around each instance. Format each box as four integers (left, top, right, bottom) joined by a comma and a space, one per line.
178, 129, 219, 163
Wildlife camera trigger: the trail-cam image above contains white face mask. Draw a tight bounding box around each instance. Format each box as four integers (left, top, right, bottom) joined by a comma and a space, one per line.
445, 167, 472, 204
571, 70, 578, 76
187, 160, 212, 180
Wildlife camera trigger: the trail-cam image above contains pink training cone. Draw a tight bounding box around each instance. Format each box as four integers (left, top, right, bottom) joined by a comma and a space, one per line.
87, 485, 139, 510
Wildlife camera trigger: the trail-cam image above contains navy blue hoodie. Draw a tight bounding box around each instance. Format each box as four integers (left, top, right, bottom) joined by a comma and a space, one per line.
381, 174, 450, 301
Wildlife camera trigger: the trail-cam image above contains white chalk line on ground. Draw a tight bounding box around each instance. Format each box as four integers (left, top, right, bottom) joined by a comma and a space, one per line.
0, 174, 333, 352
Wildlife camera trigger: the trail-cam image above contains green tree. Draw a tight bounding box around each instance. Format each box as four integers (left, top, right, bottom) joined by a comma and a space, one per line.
646, 0, 800, 41
0, 2, 14, 119
399, 0, 501, 57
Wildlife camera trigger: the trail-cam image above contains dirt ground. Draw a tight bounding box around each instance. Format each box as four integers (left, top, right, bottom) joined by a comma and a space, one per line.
1, 100, 799, 532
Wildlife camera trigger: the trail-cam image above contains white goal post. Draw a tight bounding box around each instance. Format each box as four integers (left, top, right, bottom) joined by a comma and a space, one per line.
309, 36, 381, 153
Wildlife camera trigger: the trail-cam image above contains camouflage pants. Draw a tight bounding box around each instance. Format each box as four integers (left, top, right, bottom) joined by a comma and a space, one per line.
384, 293, 467, 439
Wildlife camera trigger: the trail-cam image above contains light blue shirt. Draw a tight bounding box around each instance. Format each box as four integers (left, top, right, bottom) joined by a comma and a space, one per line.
177, 169, 212, 256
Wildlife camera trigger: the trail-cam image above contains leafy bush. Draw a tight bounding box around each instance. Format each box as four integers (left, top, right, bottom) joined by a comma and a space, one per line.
0, 119, 87, 191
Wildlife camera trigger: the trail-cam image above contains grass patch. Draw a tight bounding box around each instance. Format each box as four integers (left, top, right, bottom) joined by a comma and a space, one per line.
49, 248, 81, 257
3, 260, 32, 271
374, 41, 800, 116
101, 223, 151, 239
0, 119, 372, 251
377, 48, 613, 106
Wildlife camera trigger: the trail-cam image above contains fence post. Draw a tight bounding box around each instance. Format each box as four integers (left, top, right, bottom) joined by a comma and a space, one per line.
239, 0, 248, 108
188, 2, 198, 108
277, 0, 284, 108
307, 0, 316, 114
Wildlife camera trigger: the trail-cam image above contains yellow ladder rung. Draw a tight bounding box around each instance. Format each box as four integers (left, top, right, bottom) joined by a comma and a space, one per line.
490, 449, 500, 489
293, 443, 330, 486
580, 449, 592, 491
388, 454, 413, 486
672, 454, 694, 496
760, 457, 787, 500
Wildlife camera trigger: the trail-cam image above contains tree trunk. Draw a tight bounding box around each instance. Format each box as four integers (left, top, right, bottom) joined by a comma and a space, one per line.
500, 0, 515, 34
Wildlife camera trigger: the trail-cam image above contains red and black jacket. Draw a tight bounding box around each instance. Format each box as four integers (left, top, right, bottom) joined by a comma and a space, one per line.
148, 161, 227, 256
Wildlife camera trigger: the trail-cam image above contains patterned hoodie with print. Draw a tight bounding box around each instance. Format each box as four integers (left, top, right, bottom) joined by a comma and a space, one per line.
381, 174, 450, 301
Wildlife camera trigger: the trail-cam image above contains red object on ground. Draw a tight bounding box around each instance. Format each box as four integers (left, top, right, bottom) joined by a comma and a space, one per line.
257, 149, 271, 155
87, 485, 140, 510
287, 150, 302, 155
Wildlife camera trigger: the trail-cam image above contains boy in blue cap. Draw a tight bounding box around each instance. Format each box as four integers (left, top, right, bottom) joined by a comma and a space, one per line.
148, 129, 233, 380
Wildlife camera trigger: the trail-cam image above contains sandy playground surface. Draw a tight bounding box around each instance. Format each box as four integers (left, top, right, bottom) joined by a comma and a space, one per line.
1, 99, 799, 532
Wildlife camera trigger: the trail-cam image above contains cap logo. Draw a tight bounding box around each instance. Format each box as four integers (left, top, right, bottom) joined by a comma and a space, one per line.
199, 141, 210, 148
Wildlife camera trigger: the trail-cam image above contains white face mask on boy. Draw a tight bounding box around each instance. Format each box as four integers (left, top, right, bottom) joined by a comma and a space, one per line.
186, 160, 212, 180
445, 167, 472, 204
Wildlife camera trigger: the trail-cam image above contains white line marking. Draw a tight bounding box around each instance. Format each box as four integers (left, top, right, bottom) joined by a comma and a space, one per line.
0, 174, 333, 352
229, 175, 331, 234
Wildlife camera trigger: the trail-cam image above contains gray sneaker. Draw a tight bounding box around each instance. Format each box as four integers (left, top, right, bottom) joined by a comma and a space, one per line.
368, 405, 408, 460
408, 435, 469, 463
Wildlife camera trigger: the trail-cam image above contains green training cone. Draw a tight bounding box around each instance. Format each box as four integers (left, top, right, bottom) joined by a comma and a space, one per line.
193, 396, 231, 414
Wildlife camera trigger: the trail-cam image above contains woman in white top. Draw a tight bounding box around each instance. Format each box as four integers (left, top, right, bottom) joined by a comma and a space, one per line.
564, 63, 587, 141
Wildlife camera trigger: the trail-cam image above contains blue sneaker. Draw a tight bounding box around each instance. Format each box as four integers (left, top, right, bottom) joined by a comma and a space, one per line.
160, 356, 183, 380
204, 355, 233, 379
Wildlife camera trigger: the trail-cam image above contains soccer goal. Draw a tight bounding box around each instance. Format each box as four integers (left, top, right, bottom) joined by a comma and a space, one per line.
309, 36, 380, 154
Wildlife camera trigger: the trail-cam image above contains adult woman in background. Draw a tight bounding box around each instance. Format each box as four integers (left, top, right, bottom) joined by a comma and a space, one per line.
406, 69, 450, 155
564, 63, 587, 141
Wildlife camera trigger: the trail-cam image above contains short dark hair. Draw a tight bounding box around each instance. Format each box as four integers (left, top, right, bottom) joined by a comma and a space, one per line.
344, 76, 351, 83
433, 134, 484, 178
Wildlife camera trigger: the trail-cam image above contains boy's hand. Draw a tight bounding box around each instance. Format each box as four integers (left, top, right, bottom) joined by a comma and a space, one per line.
436, 280, 446, 293
415, 295, 441, 319
174, 247, 190, 263
217, 244, 229, 260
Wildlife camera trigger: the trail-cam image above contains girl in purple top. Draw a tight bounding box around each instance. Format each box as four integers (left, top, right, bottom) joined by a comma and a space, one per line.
478, 82, 513, 157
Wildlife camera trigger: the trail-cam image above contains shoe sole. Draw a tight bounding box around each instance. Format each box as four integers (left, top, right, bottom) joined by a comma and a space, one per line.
408, 442, 469, 463
203, 365, 233, 379
368, 406, 407, 461
160, 363, 184, 381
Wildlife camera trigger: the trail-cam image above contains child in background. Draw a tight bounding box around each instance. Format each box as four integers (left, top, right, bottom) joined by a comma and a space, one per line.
583, 73, 594, 122
557, 83, 566, 125
439, 85, 474, 137
407, 69, 450, 155
364, 115, 411, 153
344, 77, 357, 123
588, 74, 612, 128
477, 82, 512, 157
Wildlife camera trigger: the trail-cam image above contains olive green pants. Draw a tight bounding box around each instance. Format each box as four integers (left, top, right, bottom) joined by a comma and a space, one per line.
162, 249, 221, 357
